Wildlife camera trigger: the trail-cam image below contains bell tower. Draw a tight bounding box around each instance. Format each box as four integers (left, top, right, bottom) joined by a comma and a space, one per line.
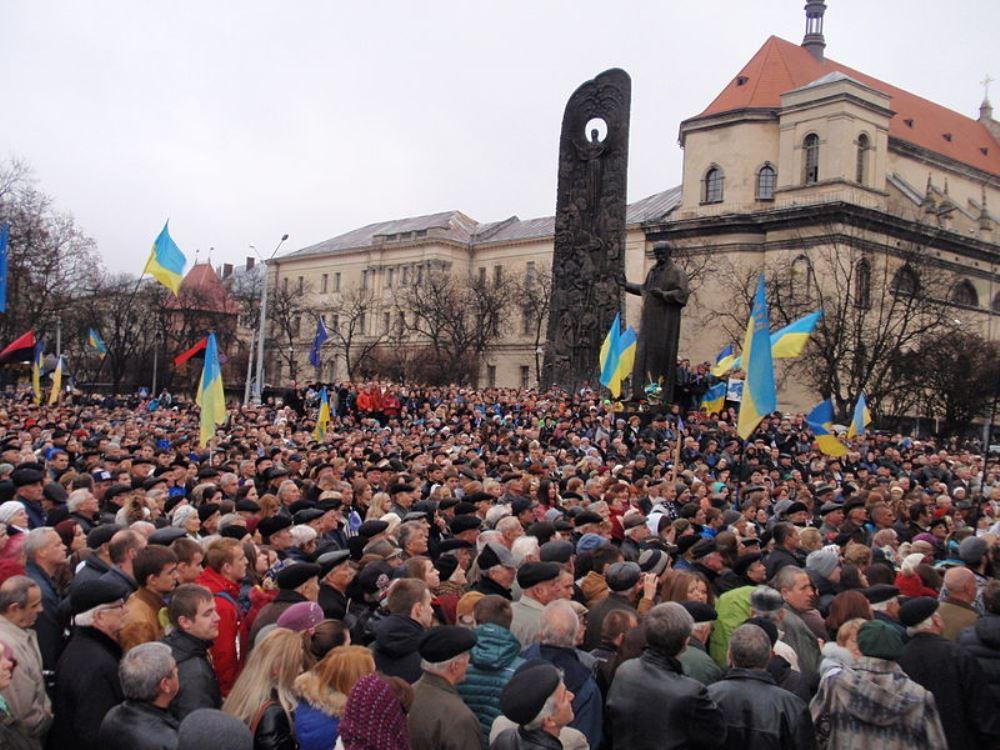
802, 0, 827, 61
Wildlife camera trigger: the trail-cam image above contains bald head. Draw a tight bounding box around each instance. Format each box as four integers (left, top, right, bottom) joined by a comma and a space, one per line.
944, 567, 976, 604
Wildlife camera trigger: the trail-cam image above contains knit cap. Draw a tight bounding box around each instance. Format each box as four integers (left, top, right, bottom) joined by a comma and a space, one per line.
178, 709, 251, 750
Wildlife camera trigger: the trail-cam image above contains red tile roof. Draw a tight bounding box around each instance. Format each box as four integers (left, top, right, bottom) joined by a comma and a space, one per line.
163, 263, 241, 314
698, 36, 1000, 177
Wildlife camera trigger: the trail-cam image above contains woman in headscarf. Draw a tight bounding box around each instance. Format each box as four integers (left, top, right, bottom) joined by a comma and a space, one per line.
338, 673, 411, 750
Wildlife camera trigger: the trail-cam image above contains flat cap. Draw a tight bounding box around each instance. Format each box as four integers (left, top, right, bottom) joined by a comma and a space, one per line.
861, 583, 901, 605
477, 542, 514, 570
219, 525, 250, 540
275, 563, 321, 591
11, 467, 44, 487
418, 625, 477, 662
576, 533, 605, 554
149, 527, 188, 546
959, 536, 989, 565
733, 552, 762, 577
69, 579, 125, 615
463, 492, 492, 505
623, 512, 647, 530
448, 515, 482, 534
574, 511, 603, 527
676, 534, 701, 556
690, 538, 718, 559
437, 538, 474, 555
525, 522, 556, 545
605, 561, 641, 592
358, 520, 389, 538
516, 561, 561, 590
316, 549, 351, 576
235, 499, 261, 513
539, 539, 575, 564
681, 601, 718, 623
783, 501, 808, 516
257, 515, 292, 541
43, 482, 68, 504
819, 502, 844, 516
197, 503, 221, 522
899, 596, 939, 627
500, 662, 561, 726
86, 524, 122, 549
293, 508, 325, 525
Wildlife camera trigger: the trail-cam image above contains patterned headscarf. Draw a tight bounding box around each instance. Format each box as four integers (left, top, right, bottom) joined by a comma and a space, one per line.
339, 674, 410, 750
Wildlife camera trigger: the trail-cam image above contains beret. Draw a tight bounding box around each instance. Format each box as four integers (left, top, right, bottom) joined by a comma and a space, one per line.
676, 534, 701, 556
959, 536, 988, 565
86, 523, 122, 549
819, 502, 844, 516
784, 501, 808, 516
899, 595, 939, 627
316, 498, 342, 512
275, 563, 321, 591
861, 583, 899, 604
539, 539, 574, 564
449, 515, 482, 534
148, 527, 188, 546
412, 500, 438, 514
463, 492, 493, 505
70, 579, 126, 615
690, 538, 718, 559
288, 500, 315, 515
437, 538, 474, 554
576, 533, 605, 554
433, 555, 459, 581
275, 602, 324, 632
525, 522, 556, 545
358, 520, 389, 538
293, 508, 325, 525
418, 625, 477, 662
733, 552, 763, 577
438, 497, 459, 510
235, 499, 261, 513
219, 525, 250, 540
257, 515, 292, 540
638, 548, 670, 576
605, 561, 641, 592
574, 511, 603, 527
11, 467, 44, 487
389, 483, 414, 495
554, 519, 574, 532
403, 511, 428, 523
814, 483, 836, 495
316, 549, 351, 576
477, 542, 514, 570
681, 601, 718, 623
857, 619, 904, 660
623, 513, 647, 530
517, 561, 561, 590
356, 562, 392, 595
142, 475, 168, 490
104, 484, 133, 503
43, 482, 68, 504
197, 503, 221, 522
500, 662, 562, 725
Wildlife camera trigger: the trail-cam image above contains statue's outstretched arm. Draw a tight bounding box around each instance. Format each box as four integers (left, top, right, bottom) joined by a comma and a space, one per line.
614, 272, 642, 296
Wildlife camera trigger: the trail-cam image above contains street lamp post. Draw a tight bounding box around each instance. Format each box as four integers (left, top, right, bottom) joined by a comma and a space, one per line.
250, 234, 289, 405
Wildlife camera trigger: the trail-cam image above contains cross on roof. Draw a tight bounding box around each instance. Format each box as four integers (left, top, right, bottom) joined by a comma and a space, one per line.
982, 74, 994, 101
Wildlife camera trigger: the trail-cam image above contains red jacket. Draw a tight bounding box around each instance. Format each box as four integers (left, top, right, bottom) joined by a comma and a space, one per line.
196, 567, 245, 696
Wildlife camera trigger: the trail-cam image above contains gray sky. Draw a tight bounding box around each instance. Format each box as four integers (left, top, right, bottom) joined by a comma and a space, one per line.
1, 1, 996, 273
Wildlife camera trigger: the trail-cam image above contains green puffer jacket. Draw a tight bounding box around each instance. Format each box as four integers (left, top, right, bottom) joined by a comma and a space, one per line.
457, 623, 525, 745
710, 584, 753, 666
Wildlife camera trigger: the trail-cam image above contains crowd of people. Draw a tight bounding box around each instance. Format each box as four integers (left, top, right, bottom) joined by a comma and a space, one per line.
0, 379, 998, 750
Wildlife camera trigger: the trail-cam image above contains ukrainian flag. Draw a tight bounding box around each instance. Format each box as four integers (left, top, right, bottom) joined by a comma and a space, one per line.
701, 382, 727, 414
48, 357, 63, 406
846, 393, 871, 439
736, 274, 777, 439
314, 387, 331, 441
196, 333, 226, 447
31, 340, 44, 405
87, 328, 107, 359
143, 222, 187, 296
770, 310, 823, 359
599, 314, 622, 395
711, 344, 736, 377
806, 399, 848, 457
613, 326, 637, 393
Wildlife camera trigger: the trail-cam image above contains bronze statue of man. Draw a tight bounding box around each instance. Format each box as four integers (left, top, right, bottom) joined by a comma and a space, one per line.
616, 242, 689, 403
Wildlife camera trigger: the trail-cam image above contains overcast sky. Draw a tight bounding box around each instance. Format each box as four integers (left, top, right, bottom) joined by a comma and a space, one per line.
1, 1, 996, 273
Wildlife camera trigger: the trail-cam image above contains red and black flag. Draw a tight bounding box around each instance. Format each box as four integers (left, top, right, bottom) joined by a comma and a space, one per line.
0, 330, 36, 365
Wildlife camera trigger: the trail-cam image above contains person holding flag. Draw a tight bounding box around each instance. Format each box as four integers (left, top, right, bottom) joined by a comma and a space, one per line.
847, 393, 871, 439
142, 221, 187, 295
314, 387, 331, 441
736, 274, 777, 439
196, 333, 226, 447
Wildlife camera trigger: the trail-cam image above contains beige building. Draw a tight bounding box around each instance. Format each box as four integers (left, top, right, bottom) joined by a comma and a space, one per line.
269, 1, 998, 412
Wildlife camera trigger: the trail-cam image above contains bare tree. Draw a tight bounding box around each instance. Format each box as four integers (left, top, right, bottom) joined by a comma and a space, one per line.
514, 266, 552, 385
325, 286, 389, 380
267, 277, 313, 383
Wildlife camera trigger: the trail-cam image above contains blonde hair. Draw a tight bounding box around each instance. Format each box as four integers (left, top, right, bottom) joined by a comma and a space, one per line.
798, 527, 823, 553
313, 645, 375, 696
835, 617, 866, 648
366, 492, 391, 520
223, 628, 304, 724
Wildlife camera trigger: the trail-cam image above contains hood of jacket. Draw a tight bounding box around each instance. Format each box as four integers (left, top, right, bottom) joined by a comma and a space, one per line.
294, 671, 348, 716
470, 623, 521, 670
579, 570, 608, 607
974, 613, 1000, 650
834, 657, 926, 725
373, 613, 423, 657
522, 643, 591, 693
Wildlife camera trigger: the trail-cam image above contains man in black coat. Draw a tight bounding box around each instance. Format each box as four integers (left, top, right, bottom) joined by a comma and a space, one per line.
316, 549, 354, 620
371, 578, 433, 683
162, 584, 221, 719
582, 561, 641, 651
49, 580, 128, 750
898, 596, 1000, 750
957, 580, 1000, 704
98, 641, 180, 750
707, 623, 816, 750
23, 527, 68, 675
607, 601, 726, 749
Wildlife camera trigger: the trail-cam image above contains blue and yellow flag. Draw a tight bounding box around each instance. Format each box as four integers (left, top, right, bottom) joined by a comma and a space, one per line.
806, 399, 848, 457
701, 382, 727, 414
737, 274, 777, 439
196, 333, 226, 447
313, 387, 331, 441
771, 310, 823, 359
48, 357, 63, 406
143, 222, 187, 296
613, 326, 637, 393
599, 313, 622, 392
87, 328, 107, 359
711, 344, 736, 377
847, 393, 871, 439
31, 340, 44, 405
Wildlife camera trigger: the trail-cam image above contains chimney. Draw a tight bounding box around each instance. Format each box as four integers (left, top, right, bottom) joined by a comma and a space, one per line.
802, 0, 827, 61
223, 263, 234, 279
246, 256, 255, 271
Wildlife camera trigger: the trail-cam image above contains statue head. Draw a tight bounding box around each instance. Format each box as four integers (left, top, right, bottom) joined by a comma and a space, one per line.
652, 243, 672, 262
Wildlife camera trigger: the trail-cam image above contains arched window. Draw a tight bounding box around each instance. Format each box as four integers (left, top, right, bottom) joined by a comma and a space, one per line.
854, 259, 871, 309
803, 134, 820, 185
756, 164, 777, 200
790, 254, 816, 301
949, 279, 979, 307
703, 166, 724, 204
891, 266, 920, 296
856, 134, 870, 184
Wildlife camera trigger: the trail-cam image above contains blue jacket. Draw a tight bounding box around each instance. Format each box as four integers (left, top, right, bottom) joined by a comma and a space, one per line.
457, 623, 524, 743
294, 701, 340, 750
522, 643, 602, 749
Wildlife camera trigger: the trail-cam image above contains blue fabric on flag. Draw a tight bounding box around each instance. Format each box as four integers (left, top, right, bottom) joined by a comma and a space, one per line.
0, 224, 8, 313
309, 317, 329, 369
